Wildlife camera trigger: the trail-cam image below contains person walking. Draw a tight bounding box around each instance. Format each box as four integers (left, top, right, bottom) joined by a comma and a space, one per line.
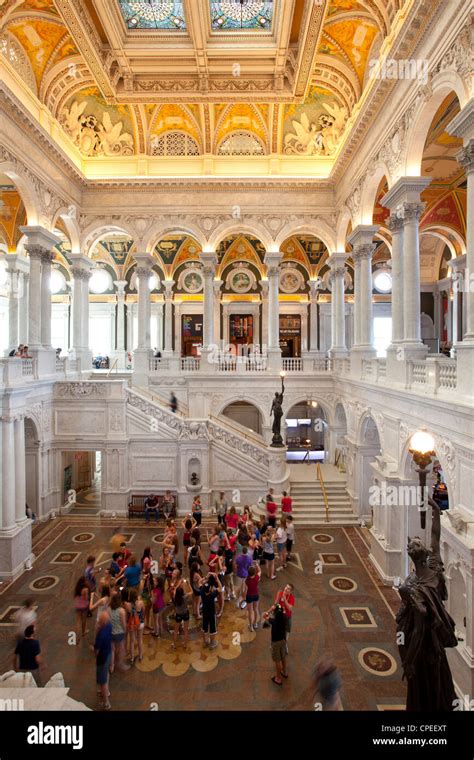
13, 599, 37, 645
281, 491, 292, 517
170, 392, 178, 414
95, 611, 112, 710
214, 491, 228, 521
315, 656, 343, 710
13, 624, 43, 686
263, 604, 288, 686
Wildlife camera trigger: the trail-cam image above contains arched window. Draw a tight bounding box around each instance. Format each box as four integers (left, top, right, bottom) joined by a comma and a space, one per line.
150, 131, 200, 156
217, 131, 266, 156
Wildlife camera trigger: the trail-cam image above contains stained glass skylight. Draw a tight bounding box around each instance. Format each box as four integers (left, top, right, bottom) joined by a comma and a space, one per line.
118, 1, 186, 30
210, 1, 273, 30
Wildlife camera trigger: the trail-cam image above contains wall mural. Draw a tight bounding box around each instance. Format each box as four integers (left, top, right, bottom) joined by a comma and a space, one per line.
60, 88, 135, 157
283, 87, 348, 156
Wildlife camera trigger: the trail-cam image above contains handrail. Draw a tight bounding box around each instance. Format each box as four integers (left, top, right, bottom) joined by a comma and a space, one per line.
208, 413, 266, 447
316, 462, 330, 523
107, 358, 119, 377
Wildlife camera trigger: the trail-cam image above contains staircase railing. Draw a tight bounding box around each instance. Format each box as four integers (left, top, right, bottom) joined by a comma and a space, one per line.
316, 462, 330, 523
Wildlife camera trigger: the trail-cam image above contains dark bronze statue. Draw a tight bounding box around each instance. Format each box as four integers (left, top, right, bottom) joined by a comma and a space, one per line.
270, 377, 285, 448
396, 498, 458, 711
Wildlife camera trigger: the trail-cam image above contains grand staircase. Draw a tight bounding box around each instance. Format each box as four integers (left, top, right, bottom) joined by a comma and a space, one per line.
289, 466, 358, 526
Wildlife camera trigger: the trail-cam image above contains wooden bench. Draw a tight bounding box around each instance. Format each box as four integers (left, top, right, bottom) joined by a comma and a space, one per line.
128, 494, 177, 519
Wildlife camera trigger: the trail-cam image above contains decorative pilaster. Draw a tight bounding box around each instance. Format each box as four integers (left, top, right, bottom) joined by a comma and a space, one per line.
163, 279, 174, 356
1, 417, 16, 529
213, 279, 223, 350
201, 252, 218, 351
457, 141, 474, 341
260, 280, 269, 352
20, 226, 60, 367
386, 214, 404, 346
132, 254, 154, 384
348, 226, 378, 362
307, 279, 320, 353
14, 416, 26, 524
264, 251, 283, 369
112, 280, 128, 368
328, 253, 348, 357
18, 272, 29, 345
69, 255, 92, 370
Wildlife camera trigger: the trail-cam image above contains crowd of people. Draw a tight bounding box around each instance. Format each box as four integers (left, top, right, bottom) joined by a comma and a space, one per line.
11, 489, 342, 711
7, 344, 31, 358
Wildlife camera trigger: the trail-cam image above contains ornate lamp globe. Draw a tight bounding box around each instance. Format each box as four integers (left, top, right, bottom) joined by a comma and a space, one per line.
409, 431, 435, 456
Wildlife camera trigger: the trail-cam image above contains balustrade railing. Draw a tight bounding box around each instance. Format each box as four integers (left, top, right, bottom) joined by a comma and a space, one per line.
22, 358, 34, 377
149, 358, 170, 371
181, 357, 201, 372
438, 359, 457, 390
283, 358, 302, 372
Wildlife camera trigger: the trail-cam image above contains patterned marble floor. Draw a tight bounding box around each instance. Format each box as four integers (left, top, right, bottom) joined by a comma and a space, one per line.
0, 519, 406, 711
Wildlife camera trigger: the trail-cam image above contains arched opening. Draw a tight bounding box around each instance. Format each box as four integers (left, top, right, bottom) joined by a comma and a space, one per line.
333, 403, 348, 472
359, 415, 382, 522
221, 401, 263, 436
285, 400, 327, 463
0, 172, 29, 355
25, 417, 40, 520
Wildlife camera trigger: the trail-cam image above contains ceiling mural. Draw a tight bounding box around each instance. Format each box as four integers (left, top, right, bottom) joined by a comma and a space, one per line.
0, 184, 26, 250
373, 177, 390, 227
60, 87, 135, 157
283, 87, 348, 156
0, 0, 409, 167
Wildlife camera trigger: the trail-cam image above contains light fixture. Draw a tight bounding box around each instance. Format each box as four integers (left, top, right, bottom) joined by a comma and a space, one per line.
50, 268, 66, 294
89, 268, 112, 294
409, 430, 436, 530
373, 270, 392, 293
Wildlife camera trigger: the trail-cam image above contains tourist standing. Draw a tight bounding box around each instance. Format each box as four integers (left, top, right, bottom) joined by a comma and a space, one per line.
192, 495, 202, 526
124, 555, 141, 590
286, 516, 295, 561
276, 518, 288, 571
73, 577, 90, 643
109, 593, 128, 673
234, 546, 253, 608
152, 576, 166, 637
275, 583, 295, 640
199, 573, 222, 649
162, 490, 176, 519
281, 491, 292, 517
95, 611, 112, 710
170, 584, 192, 650
263, 604, 288, 686
262, 528, 276, 580
214, 491, 228, 520
125, 588, 145, 664
245, 564, 261, 631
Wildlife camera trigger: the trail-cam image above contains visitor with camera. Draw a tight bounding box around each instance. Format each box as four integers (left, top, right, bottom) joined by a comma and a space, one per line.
263, 603, 288, 686
198, 572, 222, 649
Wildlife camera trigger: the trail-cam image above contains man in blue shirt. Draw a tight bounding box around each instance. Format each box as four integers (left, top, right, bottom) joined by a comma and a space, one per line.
95, 611, 112, 710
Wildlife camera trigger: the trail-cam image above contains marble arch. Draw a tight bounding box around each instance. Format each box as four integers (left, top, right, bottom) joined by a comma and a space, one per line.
335, 206, 352, 252
283, 396, 331, 425
403, 83, 464, 178
208, 222, 273, 253
421, 227, 466, 258
80, 223, 136, 258
144, 225, 206, 255
51, 208, 81, 253
218, 397, 267, 428
275, 222, 336, 256
360, 166, 391, 226
0, 161, 41, 227
357, 411, 382, 448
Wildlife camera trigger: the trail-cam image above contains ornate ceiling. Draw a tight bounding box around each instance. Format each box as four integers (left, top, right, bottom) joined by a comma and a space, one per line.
0, 0, 407, 170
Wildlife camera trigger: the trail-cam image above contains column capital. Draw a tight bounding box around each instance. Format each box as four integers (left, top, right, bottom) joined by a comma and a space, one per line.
400, 201, 425, 222
446, 99, 474, 143
69, 254, 92, 280
163, 279, 174, 297
114, 280, 128, 296
329, 251, 348, 267
5, 254, 30, 274
133, 253, 154, 271
457, 141, 474, 174
213, 279, 223, 295
264, 251, 283, 272
386, 214, 405, 233
71, 266, 91, 281
380, 177, 431, 211
259, 279, 269, 297
19, 225, 60, 250
347, 225, 378, 250
308, 279, 321, 299
352, 244, 375, 263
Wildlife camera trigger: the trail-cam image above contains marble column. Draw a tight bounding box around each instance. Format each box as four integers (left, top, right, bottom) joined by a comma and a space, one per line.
381, 178, 431, 365
307, 279, 320, 353
401, 201, 425, 349
213, 279, 223, 350
7, 266, 19, 351
69, 255, 92, 369
18, 272, 29, 345
134, 255, 153, 350
201, 252, 218, 350
14, 417, 26, 523
386, 214, 404, 346
451, 256, 466, 349
163, 280, 174, 355
1, 417, 16, 529
260, 280, 269, 352
264, 251, 283, 369
329, 253, 348, 357
347, 226, 377, 359
458, 142, 474, 339
25, 248, 42, 350
112, 280, 127, 368
40, 251, 54, 348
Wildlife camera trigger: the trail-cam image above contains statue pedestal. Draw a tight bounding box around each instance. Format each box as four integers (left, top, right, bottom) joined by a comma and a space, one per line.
267, 448, 290, 497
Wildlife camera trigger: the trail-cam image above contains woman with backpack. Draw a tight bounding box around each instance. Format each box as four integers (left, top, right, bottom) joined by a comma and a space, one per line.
125, 588, 145, 664
109, 593, 129, 673
170, 583, 192, 649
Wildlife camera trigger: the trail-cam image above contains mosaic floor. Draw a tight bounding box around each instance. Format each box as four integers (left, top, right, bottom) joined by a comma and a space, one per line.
0, 519, 406, 711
